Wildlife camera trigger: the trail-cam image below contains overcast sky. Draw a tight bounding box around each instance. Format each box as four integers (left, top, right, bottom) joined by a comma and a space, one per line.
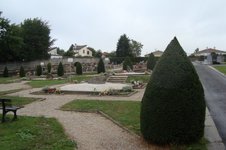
1, 0, 226, 56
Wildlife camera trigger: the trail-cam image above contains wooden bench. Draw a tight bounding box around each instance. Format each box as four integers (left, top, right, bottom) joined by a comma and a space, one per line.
0, 98, 20, 123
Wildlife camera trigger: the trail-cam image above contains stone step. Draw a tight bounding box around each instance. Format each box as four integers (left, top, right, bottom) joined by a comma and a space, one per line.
107, 75, 128, 83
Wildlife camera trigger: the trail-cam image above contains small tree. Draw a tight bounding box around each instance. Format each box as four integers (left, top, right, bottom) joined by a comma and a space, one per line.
97, 58, 105, 73
123, 57, 133, 71
140, 37, 206, 145
19, 66, 25, 77
76, 62, 83, 75
3, 66, 9, 77
36, 65, 42, 76
57, 62, 64, 76
47, 62, 51, 73
147, 53, 156, 70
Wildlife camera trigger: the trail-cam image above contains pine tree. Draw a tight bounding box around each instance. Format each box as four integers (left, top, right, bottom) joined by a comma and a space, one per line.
97, 58, 105, 73
116, 34, 132, 57
19, 66, 25, 77
3, 66, 9, 77
57, 62, 64, 76
140, 37, 206, 145
147, 53, 156, 70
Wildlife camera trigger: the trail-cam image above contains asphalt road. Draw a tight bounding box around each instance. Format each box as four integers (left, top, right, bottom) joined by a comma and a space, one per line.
194, 63, 226, 146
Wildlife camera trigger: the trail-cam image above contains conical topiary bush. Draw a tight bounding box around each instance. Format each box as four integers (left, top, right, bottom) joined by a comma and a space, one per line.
76, 62, 83, 75
19, 66, 25, 77
147, 53, 156, 71
3, 66, 9, 77
57, 62, 64, 76
140, 37, 206, 145
123, 57, 133, 71
97, 58, 105, 74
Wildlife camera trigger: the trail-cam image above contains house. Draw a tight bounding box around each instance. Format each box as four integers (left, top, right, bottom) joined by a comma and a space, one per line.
73, 44, 92, 57
193, 47, 226, 56
48, 47, 63, 59
145, 50, 163, 57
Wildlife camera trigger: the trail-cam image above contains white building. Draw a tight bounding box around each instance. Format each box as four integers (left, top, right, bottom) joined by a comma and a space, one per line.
194, 48, 226, 56
73, 44, 92, 57
48, 47, 63, 59
145, 50, 164, 57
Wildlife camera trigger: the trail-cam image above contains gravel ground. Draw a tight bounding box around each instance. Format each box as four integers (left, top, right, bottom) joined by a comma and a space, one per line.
0, 81, 30, 92
3, 82, 167, 150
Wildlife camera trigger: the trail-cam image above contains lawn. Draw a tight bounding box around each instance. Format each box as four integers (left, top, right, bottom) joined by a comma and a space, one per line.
0, 116, 76, 150
27, 75, 95, 88
61, 100, 207, 150
126, 75, 150, 83
213, 65, 226, 75
0, 96, 38, 107
0, 77, 19, 84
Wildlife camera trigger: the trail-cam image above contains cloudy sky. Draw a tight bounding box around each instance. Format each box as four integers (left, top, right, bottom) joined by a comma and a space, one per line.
1, 0, 226, 55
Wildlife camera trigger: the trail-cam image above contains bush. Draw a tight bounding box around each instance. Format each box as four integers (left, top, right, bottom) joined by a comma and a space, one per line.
76, 62, 83, 75
3, 66, 9, 77
19, 66, 25, 77
123, 57, 133, 71
36, 65, 42, 76
140, 37, 206, 145
147, 53, 156, 70
57, 62, 64, 76
47, 62, 51, 73
97, 58, 105, 73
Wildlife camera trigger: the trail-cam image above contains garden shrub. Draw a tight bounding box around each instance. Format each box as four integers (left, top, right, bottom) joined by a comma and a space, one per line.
123, 57, 133, 71
3, 66, 9, 77
47, 62, 51, 73
57, 62, 64, 76
36, 65, 42, 76
140, 37, 206, 145
97, 58, 105, 73
147, 53, 156, 70
19, 66, 25, 77
76, 62, 83, 75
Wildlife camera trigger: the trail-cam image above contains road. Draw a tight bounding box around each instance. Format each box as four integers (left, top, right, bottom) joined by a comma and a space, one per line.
194, 63, 226, 147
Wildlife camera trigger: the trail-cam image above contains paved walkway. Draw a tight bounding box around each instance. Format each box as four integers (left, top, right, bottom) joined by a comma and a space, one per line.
4, 83, 165, 150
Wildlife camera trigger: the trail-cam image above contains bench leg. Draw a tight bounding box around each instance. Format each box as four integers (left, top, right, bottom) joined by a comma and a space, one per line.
2, 113, 6, 123
12, 110, 17, 120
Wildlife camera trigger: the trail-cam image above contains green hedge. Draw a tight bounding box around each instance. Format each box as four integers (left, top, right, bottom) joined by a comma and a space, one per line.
140, 37, 206, 145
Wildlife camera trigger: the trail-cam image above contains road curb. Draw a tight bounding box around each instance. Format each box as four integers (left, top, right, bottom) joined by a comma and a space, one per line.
208, 65, 226, 78
205, 108, 225, 150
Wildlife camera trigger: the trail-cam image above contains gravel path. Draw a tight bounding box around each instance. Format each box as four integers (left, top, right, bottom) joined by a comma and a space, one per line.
4, 83, 166, 150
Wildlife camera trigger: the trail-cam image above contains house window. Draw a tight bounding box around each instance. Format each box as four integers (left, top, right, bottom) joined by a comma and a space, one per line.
83, 50, 85, 53
87, 51, 89, 55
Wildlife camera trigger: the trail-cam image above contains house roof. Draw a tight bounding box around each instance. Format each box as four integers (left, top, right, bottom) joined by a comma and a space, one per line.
74, 45, 87, 50
145, 50, 164, 57
195, 48, 226, 54
48, 47, 57, 52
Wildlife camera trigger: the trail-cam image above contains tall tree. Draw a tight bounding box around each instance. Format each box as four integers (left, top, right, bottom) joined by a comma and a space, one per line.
116, 34, 132, 57
21, 18, 53, 61
130, 39, 143, 57
97, 58, 105, 73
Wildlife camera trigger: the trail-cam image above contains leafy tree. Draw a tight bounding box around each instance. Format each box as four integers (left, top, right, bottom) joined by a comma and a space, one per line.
97, 58, 105, 73
36, 65, 42, 76
3, 66, 9, 77
130, 39, 143, 57
57, 47, 65, 56
95, 50, 102, 58
57, 62, 64, 76
19, 66, 25, 77
47, 62, 51, 73
108, 51, 116, 57
194, 48, 199, 53
123, 57, 133, 71
140, 37, 206, 145
21, 18, 53, 61
116, 34, 132, 57
75, 62, 82, 75
147, 53, 156, 70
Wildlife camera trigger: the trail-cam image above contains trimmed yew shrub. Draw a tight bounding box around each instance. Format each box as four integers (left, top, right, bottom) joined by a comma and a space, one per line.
57, 62, 64, 76
147, 53, 156, 70
123, 57, 133, 71
97, 58, 105, 73
19, 66, 25, 77
76, 62, 83, 75
140, 37, 206, 145
36, 65, 42, 76
47, 62, 52, 73
3, 66, 9, 77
